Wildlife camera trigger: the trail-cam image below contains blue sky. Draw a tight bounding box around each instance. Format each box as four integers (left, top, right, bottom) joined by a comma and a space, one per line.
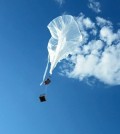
0, 0, 120, 134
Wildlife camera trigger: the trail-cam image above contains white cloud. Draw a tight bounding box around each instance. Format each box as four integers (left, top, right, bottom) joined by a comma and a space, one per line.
88, 0, 101, 13
67, 42, 120, 85
82, 40, 104, 56
58, 15, 120, 85
83, 17, 95, 29
55, 0, 65, 6
96, 17, 112, 27
100, 26, 120, 45
94, 44, 120, 85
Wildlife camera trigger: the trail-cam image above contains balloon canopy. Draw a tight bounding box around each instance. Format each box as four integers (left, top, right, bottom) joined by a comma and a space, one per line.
47, 15, 83, 74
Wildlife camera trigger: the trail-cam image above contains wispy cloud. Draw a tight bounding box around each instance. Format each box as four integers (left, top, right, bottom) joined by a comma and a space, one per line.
55, 0, 65, 6
88, 0, 101, 13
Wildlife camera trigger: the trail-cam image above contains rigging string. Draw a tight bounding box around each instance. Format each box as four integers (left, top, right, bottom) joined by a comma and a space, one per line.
40, 55, 50, 86
45, 85, 48, 95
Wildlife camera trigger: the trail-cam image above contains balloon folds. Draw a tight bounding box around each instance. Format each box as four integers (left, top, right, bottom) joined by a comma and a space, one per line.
47, 15, 82, 74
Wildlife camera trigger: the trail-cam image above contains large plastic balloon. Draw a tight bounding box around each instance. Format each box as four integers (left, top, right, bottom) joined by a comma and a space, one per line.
40, 15, 82, 85
47, 15, 82, 74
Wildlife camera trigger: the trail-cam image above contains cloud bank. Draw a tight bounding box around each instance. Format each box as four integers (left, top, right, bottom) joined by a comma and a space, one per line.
46, 14, 120, 85
88, 0, 101, 13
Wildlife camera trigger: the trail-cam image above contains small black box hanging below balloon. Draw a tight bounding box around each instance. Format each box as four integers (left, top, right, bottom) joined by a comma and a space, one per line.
39, 95, 46, 102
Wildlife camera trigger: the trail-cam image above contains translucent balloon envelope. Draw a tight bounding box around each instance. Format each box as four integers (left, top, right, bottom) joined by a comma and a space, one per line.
47, 15, 83, 74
